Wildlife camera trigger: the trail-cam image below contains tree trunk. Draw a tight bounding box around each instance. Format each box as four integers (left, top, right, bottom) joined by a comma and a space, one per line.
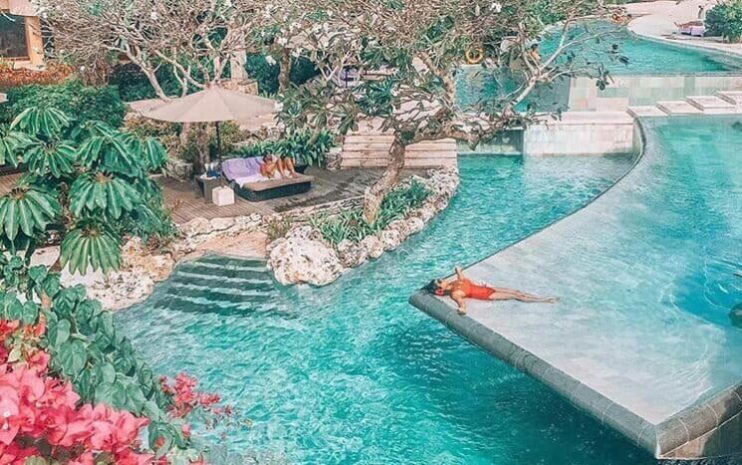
363, 137, 406, 223
278, 48, 292, 92
141, 67, 169, 101
195, 123, 211, 174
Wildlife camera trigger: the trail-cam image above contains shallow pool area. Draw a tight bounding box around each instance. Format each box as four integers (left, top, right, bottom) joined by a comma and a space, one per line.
116, 155, 657, 464
412, 115, 742, 459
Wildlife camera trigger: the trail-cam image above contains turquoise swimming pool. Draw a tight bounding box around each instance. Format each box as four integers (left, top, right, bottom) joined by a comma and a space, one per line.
456, 23, 742, 112
118, 154, 657, 464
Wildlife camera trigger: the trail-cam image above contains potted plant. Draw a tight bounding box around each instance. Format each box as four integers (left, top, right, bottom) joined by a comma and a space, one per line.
282, 130, 335, 173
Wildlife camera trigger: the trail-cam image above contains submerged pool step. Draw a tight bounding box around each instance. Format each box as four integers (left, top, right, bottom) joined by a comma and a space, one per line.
170, 272, 274, 291
194, 254, 266, 268
176, 261, 269, 278
167, 282, 276, 303
153, 294, 279, 315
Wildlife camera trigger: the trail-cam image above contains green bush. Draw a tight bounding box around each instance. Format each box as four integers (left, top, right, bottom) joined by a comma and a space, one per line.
231, 129, 335, 167
108, 63, 186, 102
245, 54, 281, 94
706, 1, 742, 42
1, 79, 126, 128
311, 179, 430, 246
244, 53, 319, 95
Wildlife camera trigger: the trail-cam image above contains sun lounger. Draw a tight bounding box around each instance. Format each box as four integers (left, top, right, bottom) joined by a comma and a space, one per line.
221, 157, 313, 201
677, 21, 705, 36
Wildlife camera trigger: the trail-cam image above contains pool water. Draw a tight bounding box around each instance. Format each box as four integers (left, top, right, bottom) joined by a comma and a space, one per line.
116, 154, 667, 465
538, 23, 742, 75
456, 23, 742, 113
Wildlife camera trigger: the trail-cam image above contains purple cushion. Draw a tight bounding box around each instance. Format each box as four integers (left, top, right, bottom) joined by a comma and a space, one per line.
222, 157, 261, 181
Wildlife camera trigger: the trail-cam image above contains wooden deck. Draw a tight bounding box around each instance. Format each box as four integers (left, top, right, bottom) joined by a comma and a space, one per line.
0, 167, 421, 224
160, 167, 419, 223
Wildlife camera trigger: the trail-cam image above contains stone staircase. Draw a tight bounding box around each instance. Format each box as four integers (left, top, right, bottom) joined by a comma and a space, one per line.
145, 255, 279, 315
628, 91, 742, 118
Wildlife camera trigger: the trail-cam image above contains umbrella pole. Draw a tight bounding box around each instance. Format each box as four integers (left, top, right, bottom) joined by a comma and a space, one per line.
215, 121, 222, 165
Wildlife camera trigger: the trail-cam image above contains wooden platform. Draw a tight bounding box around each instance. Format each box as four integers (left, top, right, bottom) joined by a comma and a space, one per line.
0, 167, 423, 224
161, 167, 419, 223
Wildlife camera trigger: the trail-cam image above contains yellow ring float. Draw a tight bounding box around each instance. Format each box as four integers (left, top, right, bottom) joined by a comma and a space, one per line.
465, 47, 484, 65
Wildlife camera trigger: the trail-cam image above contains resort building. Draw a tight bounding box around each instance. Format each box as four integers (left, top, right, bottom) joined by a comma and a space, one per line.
0, 0, 43, 68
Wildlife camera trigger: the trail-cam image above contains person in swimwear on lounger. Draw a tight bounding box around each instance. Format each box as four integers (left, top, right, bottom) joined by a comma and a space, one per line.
425, 266, 557, 315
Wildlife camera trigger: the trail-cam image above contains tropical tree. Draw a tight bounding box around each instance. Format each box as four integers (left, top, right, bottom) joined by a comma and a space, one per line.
277, 0, 623, 222
706, 0, 742, 43
38, 0, 309, 99
0, 107, 171, 274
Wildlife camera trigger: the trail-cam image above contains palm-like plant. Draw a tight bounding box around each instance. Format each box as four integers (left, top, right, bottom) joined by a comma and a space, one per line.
0, 106, 171, 274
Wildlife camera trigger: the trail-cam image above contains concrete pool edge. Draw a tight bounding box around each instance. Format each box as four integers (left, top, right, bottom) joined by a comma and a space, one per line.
410, 291, 742, 459
409, 116, 742, 459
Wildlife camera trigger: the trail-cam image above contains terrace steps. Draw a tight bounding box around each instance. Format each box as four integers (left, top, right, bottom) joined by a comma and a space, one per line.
147, 255, 279, 316
717, 91, 742, 108
629, 92, 742, 118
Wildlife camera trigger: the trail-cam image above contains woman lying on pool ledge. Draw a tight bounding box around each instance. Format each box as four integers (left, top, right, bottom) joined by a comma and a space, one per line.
425, 267, 557, 315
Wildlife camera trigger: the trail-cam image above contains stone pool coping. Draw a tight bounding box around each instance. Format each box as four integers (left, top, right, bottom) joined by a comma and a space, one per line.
409, 115, 742, 459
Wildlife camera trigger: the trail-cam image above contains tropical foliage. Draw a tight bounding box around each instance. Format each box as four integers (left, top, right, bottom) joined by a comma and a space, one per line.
0, 107, 172, 274
277, 0, 617, 222
232, 130, 335, 167
0, 103, 222, 462
311, 179, 430, 246
0, 79, 127, 129
244, 54, 319, 95
0, 255, 224, 464
706, 0, 742, 43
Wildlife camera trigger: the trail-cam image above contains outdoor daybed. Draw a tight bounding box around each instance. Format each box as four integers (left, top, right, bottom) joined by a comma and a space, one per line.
222, 157, 313, 202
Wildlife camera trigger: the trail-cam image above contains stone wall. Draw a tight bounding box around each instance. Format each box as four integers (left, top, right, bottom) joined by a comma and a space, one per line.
522, 112, 638, 156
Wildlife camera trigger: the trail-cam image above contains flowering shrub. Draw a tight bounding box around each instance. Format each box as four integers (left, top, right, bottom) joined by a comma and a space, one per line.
0, 258, 228, 464
0, 63, 74, 92
0, 317, 153, 465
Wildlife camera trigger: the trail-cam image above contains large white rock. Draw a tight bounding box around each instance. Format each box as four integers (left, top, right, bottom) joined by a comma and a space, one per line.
268, 227, 345, 286
380, 229, 402, 251
337, 239, 369, 268
361, 235, 385, 259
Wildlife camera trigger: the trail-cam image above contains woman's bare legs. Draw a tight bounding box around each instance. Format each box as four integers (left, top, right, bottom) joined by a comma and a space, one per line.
489, 291, 557, 304
278, 158, 297, 178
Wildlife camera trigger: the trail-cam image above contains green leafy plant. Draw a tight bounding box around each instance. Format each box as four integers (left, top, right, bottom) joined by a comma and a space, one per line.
706, 0, 742, 43
265, 215, 294, 242
232, 130, 335, 168
0, 105, 206, 458
0, 106, 173, 273
0, 78, 127, 128
311, 179, 430, 246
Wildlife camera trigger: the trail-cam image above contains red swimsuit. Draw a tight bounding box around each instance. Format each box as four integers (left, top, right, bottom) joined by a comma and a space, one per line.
452, 278, 497, 300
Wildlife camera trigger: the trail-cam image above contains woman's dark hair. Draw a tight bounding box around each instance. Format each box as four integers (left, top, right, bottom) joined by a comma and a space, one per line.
424, 279, 442, 294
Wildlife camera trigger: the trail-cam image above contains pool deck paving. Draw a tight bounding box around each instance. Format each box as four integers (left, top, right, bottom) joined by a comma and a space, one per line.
410, 116, 742, 460
626, 1, 742, 57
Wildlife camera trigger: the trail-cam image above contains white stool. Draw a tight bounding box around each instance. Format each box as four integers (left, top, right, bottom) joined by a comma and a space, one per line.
212, 186, 235, 206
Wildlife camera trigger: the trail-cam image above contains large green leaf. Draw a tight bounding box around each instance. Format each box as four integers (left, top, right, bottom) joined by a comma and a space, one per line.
141, 137, 168, 171
60, 223, 121, 274
22, 140, 76, 178
56, 339, 88, 378
11, 107, 71, 139
0, 125, 34, 167
76, 131, 144, 177
69, 173, 141, 219
0, 186, 60, 240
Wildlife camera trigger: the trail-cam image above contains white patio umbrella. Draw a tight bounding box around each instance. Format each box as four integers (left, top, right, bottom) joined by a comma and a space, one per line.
143, 86, 277, 162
